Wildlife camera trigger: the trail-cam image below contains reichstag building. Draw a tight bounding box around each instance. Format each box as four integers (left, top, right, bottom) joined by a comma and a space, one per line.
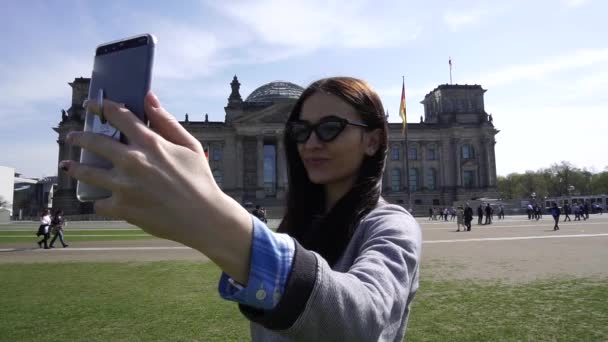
53, 76, 499, 215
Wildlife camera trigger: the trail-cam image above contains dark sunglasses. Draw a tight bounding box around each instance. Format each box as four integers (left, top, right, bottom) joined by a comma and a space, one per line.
286, 115, 369, 143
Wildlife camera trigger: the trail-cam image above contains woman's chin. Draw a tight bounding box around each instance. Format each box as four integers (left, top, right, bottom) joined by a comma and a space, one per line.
306, 172, 331, 185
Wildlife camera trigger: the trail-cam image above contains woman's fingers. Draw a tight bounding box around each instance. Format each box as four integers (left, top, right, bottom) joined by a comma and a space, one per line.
59, 160, 116, 191
145, 92, 203, 153
84, 98, 150, 144
66, 131, 131, 167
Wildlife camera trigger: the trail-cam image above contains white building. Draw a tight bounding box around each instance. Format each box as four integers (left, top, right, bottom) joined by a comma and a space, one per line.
0, 166, 15, 222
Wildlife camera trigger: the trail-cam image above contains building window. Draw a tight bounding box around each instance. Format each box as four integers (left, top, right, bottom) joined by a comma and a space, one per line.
408, 146, 418, 160
263, 144, 276, 196
427, 147, 437, 160
427, 168, 437, 191
212, 146, 222, 161
462, 144, 474, 160
391, 146, 400, 161
391, 168, 401, 191
463, 170, 475, 188
433, 199, 440, 205
414, 199, 422, 205
212, 169, 223, 189
409, 168, 418, 192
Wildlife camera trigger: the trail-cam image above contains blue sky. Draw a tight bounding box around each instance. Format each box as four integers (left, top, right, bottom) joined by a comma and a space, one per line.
1, 0, 606, 178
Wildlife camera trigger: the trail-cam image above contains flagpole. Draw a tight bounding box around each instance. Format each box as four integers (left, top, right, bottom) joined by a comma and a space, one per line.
402, 75, 412, 213
449, 57, 453, 85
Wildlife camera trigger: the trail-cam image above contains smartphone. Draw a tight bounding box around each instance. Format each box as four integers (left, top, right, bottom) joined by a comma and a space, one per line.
76, 34, 156, 202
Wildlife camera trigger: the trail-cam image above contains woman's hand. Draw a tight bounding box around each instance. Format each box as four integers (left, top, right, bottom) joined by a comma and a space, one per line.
60, 92, 253, 283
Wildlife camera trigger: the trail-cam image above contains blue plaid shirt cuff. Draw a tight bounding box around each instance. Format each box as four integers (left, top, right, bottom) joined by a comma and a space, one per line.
218, 215, 295, 310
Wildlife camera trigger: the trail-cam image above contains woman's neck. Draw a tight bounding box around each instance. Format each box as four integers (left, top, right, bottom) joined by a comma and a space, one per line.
324, 177, 356, 213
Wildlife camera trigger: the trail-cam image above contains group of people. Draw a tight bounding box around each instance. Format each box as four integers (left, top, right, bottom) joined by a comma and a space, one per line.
428, 207, 457, 221
456, 201, 597, 232
251, 205, 268, 223
430, 203, 507, 232
526, 204, 544, 220
35, 208, 68, 249
561, 203, 592, 221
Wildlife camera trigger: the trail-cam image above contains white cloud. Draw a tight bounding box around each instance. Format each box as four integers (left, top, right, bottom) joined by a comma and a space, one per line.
150, 24, 224, 80
209, 0, 419, 52
561, 0, 591, 7
494, 104, 608, 175
443, 8, 486, 31
0, 56, 91, 124
476, 48, 608, 88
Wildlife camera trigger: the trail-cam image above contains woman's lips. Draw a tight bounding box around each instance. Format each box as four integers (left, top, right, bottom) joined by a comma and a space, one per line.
303, 157, 330, 167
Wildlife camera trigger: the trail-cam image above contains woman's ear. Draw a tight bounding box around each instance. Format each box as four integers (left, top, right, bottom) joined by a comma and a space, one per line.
365, 129, 382, 156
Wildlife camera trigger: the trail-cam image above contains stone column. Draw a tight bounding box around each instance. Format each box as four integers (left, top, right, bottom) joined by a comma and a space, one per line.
402, 140, 407, 191
236, 136, 243, 189
57, 140, 68, 189
382, 143, 390, 192
483, 137, 492, 188
489, 140, 497, 187
478, 138, 488, 188
454, 139, 461, 187
420, 142, 427, 190
276, 135, 287, 199
69, 145, 80, 189
256, 136, 265, 199
440, 139, 451, 191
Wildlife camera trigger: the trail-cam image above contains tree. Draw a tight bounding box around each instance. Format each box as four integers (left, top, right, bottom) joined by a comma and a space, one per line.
0, 196, 10, 208
590, 171, 608, 194
497, 162, 606, 199
497, 174, 517, 199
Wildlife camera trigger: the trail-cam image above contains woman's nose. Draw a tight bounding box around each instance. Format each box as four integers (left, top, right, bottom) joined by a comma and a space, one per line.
303, 130, 323, 149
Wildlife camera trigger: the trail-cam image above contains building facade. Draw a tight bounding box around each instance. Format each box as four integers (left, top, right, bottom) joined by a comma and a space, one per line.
54, 76, 499, 215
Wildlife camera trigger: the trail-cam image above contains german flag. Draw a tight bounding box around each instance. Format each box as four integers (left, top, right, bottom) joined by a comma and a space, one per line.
399, 78, 407, 136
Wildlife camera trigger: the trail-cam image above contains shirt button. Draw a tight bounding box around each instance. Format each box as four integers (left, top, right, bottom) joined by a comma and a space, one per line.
256, 289, 267, 301
273, 291, 281, 304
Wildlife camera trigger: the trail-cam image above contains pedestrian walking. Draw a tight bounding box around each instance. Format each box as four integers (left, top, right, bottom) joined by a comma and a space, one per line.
484, 203, 492, 225
498, 204, 505, 220
550, 203, 561, 231
456, 206, 464, 232
36, 209, 51, 249
464, 203, 473, 231
49, 209, 69, 248
563, 203, 571, 222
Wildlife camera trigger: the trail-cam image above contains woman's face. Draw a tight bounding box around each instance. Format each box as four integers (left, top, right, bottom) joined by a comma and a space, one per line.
297, 92, 378, 189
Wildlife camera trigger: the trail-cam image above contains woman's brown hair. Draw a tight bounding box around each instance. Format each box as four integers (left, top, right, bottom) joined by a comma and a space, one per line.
278, 77, 388, 266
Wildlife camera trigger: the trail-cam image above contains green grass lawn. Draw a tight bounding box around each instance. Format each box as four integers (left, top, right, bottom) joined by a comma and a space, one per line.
1, 262, 606, 341
0, 230, 155, 243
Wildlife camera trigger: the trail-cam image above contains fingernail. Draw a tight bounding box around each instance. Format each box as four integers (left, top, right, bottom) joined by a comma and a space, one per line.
59, 160, 71, 172
148, 92, 161, 108
82, 99, 89, 109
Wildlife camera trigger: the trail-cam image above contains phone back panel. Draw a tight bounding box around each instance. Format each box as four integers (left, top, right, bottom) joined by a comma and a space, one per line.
77, 34, 155, 202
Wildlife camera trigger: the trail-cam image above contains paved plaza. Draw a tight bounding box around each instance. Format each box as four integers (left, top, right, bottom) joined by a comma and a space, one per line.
2, 215, 607, 283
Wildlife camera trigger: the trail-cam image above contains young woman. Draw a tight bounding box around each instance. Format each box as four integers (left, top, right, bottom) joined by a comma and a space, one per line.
60, 77, 422, 341
49, 209, 68, 248
456, 206, 464, 231
36, 209, 51, 249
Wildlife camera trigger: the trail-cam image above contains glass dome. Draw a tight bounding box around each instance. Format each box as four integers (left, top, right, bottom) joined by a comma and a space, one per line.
245, 81, 304, 103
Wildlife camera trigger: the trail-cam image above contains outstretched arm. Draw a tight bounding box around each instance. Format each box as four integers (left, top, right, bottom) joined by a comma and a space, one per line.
61, 92, 253, 284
